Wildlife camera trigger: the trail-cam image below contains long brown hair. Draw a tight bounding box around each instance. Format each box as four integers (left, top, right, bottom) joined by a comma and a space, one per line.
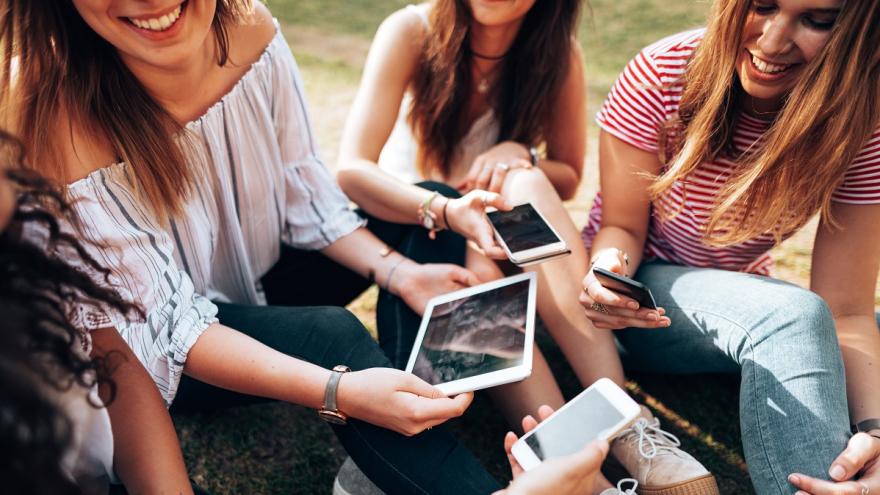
653, 0, 880, 246
0, 0, 252, 218
409, 0, 582, 177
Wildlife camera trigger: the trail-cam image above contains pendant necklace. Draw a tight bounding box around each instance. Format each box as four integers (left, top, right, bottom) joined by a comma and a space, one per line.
470, 48, 506, 95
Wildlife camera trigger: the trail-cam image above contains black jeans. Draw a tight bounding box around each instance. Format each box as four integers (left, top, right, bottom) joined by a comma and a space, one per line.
172, 183, 497, 494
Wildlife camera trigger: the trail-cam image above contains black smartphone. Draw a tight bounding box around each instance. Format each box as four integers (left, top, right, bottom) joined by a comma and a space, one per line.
592, 267, 657, 309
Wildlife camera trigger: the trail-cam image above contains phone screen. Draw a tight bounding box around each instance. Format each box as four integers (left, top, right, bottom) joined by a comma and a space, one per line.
487, 204, 560, 252
524, 387, 624, 461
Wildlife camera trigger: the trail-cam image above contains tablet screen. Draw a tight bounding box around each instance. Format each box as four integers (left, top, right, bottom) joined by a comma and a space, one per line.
487, 204, 561, 252
411, 278, 529, 386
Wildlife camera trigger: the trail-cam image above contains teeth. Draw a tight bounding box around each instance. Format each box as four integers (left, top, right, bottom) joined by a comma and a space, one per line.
129, 5, 181, 31
751, 54, 789, 74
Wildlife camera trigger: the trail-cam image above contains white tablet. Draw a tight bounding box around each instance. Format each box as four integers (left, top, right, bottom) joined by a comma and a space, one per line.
404, 272, 537, 396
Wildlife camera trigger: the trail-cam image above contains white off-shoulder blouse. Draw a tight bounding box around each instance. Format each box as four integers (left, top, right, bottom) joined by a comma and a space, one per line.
64, 25, 364, 404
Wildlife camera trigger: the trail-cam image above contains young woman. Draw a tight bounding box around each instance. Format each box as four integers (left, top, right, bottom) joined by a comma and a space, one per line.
0, 0, 521, 492
0, 134, 210, 494
579, 0, 880, 493
337, 1, 716, 493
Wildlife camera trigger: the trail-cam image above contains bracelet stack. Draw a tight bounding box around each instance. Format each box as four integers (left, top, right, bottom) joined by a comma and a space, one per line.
418, 191, 446, 240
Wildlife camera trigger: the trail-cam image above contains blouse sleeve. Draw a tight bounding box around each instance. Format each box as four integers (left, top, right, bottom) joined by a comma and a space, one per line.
831, 127, 880, 204
269, 34, 365, 250
596, 48, 668, 153
63, 166, 219, 406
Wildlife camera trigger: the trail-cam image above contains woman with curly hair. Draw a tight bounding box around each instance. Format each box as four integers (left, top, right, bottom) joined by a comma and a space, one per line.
0, 132, 203, 493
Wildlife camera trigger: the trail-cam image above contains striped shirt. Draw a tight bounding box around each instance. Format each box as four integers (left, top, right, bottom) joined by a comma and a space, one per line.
62, 25, 364, 404
582, 29, 880, 274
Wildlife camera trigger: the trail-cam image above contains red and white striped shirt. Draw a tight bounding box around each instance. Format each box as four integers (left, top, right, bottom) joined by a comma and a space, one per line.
582, 29, 880, 275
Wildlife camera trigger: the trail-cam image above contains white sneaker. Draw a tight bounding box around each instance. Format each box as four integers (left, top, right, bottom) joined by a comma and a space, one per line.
611, 407, 719, 495
599, 478, 639, 495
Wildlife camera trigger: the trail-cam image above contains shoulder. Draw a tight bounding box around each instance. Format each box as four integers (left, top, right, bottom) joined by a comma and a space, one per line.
630, 28, 704, 82
226, 2, 277, 67
374, 4, 430, 47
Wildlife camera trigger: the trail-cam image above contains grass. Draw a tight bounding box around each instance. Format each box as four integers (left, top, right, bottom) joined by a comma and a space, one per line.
174, 2, 880, 494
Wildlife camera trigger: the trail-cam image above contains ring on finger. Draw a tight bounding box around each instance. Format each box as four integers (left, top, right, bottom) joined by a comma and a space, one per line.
590, 302, 609, 314
859, 482, 870, 495
495, 162, 510, 171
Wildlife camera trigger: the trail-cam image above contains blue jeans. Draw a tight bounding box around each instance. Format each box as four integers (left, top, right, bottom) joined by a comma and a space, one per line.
618, 261, 851, 495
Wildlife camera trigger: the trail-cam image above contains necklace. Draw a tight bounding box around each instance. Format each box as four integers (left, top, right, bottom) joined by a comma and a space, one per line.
472, 59, 498, 94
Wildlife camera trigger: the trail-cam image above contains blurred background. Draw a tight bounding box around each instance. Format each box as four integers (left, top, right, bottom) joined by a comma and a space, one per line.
173, 2, 879, 493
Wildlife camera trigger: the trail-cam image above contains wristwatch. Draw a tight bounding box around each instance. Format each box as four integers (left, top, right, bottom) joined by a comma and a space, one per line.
317, 365, 351, 425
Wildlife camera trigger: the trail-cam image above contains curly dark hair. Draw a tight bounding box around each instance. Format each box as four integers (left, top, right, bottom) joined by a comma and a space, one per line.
0, 132, 141, 494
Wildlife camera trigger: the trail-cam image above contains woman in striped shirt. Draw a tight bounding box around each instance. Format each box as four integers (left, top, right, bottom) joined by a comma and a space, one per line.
580, 0, 880, 493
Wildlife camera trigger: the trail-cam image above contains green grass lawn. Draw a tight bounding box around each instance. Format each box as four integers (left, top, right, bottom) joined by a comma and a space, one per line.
174, 2, 879, 494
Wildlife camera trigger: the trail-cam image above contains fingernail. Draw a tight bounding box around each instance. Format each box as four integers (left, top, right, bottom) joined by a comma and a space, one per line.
628, 302, 639, 310
829, 464, 845, 480
788, 474, 799, 484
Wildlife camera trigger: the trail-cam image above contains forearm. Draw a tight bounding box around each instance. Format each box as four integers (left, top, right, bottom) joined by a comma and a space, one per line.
337, 160, 444, 225
836, 314, 880, 423
183, 323, 331, 409
320, 226, 416, 295
91, 328, 193, 495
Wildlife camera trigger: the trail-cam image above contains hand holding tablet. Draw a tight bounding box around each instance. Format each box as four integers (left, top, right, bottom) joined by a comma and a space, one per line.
405, 273, 537, 396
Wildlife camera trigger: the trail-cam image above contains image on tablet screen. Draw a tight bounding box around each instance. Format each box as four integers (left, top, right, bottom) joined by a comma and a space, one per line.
412, 279, 529, 385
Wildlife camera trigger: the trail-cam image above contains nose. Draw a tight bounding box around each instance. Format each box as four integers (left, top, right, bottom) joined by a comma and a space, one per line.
757, 15, 794, 58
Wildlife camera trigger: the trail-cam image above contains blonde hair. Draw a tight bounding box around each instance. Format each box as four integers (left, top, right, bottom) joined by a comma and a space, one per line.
0, 0, 252, 218
652, 0, 880, 246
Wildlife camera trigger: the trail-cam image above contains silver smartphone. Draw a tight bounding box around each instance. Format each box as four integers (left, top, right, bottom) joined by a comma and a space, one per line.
487, 203, 570, 266
510, 378, 641, 470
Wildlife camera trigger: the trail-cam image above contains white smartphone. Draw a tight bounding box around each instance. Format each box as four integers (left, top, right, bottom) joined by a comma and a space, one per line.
486, 203, 570, 266
511, 378, 641, 471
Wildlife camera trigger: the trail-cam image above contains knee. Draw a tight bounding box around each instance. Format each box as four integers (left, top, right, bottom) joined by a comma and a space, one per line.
501, 167, 555, 202
767, 286, 837, 349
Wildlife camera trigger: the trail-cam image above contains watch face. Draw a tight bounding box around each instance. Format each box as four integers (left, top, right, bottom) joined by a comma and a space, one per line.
318, 410, 348, 425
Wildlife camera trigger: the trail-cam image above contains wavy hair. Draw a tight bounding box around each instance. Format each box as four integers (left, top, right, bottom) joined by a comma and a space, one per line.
652, 0, 880, 245
409, 0, 582, 177
0, 0, 252, 218
0, 132, 141, 493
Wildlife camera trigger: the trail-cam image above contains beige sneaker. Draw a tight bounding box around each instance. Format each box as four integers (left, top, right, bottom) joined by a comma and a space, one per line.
599, 478, 639, 495
611, 407, 719, 495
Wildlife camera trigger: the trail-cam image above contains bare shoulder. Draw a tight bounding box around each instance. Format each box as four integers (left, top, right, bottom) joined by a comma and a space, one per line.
226, 2, 277, 67
374, 4, 429, 51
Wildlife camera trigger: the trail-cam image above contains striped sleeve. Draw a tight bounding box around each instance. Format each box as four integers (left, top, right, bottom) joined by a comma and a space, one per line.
596, 48, 668, 153
832, 127, 880, 204
270, 35, 366, 250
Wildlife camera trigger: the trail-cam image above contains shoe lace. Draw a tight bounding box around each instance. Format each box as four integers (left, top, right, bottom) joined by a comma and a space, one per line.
616, 478, 639, 494
624, 417, 682, 459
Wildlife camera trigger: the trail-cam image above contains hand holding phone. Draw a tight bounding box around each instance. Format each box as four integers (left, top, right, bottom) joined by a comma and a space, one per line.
444, 190, 511, 260
579, 261, 670, 330
510, 378, 639, 471
501, 405, 609, 495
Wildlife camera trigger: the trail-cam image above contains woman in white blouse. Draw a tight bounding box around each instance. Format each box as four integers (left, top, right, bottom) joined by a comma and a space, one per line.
0, 0, 518, 492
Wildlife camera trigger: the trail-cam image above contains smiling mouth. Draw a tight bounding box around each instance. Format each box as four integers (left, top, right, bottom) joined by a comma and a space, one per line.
125, 1, 186, 32
749, 53, 795, 75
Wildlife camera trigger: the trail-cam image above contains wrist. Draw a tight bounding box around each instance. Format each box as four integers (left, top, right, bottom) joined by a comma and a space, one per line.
384, 257, 415, 296
430, 196, 451, 231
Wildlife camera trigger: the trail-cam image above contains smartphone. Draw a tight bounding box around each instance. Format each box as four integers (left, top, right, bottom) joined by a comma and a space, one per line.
486, 203, 570, 266
511, 378, 641, 471
592, 266, 657, 310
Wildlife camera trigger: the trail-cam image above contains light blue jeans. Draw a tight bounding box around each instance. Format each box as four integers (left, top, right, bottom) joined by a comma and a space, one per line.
619, 261, 853, 495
